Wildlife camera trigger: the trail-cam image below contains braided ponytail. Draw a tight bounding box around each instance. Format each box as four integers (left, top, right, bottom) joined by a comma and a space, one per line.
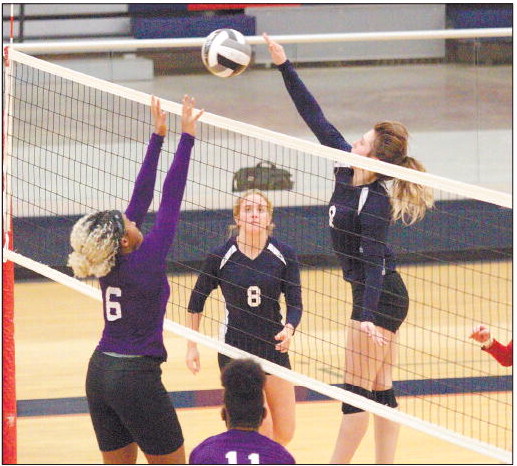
68, 210, 125, 278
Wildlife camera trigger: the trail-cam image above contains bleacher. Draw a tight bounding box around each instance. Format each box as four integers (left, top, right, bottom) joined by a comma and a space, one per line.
2, 3, 512, 81
446, 4, 513, 65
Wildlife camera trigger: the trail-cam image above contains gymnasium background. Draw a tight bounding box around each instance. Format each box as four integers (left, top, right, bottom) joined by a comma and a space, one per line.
3, 3, 512, 464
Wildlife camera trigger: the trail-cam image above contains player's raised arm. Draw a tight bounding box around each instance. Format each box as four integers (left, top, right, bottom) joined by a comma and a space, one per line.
143, 95, 203, 261
125, 96, 167, 227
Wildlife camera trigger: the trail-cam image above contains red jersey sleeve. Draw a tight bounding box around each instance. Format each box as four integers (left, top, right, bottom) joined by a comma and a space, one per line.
483, 339, 513, 367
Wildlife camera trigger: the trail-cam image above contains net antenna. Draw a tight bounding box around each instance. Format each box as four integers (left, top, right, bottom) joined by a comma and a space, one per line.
3, 46, 511, 464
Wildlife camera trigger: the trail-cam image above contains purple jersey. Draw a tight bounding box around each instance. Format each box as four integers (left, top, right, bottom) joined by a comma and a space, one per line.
189, 429, 295, 464
97, 132, 194, 360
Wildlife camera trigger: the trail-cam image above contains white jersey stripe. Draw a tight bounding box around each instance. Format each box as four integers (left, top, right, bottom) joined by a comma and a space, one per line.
219, 307, 229, 341
358, 186, 369, 214
267, 243, 287, 266
220, 244, 238, 270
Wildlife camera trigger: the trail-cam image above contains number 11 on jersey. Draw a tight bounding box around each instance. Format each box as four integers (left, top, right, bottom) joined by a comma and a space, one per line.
225, 451, 260, 464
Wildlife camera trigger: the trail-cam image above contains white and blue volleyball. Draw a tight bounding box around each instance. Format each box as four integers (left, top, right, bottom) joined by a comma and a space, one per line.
201, 29, 251, 78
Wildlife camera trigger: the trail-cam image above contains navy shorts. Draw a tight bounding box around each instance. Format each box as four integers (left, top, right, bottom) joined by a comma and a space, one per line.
218, 348, 291, 374
350, 271, 409, 333
220, 331, 292, 372
85, 350, 184, 455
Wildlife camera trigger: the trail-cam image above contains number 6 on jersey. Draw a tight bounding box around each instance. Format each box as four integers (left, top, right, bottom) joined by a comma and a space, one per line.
105, 286, 122, 321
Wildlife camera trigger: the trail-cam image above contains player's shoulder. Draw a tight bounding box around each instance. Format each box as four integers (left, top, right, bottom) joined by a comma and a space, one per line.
209, 238, 238, 259
267, 237, 297, 260
255, 433, 296, 463
189, 431, 226, 458
361, 182, 391, 217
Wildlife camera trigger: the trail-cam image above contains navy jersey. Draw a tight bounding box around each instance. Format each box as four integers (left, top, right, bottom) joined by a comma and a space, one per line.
97, 133, 194, 360
188, 237, 302, 359
278, 60, 396, 322
189, 429, 296, 464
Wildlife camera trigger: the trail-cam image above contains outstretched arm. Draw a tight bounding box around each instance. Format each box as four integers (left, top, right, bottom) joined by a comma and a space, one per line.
263, 33, 351, 152
470, 325, 513, 366
125, 97, 168, 227
142, 95, 204, 261
483, 339, 513, 367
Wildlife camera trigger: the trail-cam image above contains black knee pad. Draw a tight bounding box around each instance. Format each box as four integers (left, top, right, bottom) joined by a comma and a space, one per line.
373, 388, 398, 408
341, 383, 373, 414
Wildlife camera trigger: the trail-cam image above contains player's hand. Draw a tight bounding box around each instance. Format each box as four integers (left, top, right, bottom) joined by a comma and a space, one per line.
470, 324, 491, 344
186, 344, 201, 374
181, 94, 204, 137
263, 33, 287, 66
274, 324, 294, 353
360, 321, 387, 346
151, 96, 167, 137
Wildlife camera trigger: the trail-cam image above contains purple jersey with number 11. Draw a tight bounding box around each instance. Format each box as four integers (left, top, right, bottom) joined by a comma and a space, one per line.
189, 429, 295, 464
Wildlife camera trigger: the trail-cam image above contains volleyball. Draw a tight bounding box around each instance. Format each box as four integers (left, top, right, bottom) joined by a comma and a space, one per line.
201, 28, 252, 78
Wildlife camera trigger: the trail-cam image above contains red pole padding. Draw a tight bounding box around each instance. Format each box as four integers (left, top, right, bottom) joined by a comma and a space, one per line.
3, 55, 16, 461
2, 224, 17, 464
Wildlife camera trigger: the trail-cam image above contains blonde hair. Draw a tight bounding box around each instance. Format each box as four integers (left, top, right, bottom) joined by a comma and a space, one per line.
372, 121, 434, 225
67, 211, 124, 278
228, 189, 275, 237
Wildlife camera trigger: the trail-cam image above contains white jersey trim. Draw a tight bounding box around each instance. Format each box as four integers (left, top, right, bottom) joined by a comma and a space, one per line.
267, 243, 287, 266
219, 307, 229, 341
358, 187, 369, 214
220, 245, 238, 270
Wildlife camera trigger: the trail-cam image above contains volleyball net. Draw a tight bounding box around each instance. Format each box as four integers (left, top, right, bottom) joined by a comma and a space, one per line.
3, 49, 512, 462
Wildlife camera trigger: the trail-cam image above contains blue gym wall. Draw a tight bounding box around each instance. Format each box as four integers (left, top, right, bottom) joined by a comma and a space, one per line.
12, 199, 512, 280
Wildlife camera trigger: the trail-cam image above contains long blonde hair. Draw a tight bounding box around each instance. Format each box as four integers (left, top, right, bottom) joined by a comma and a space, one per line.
67, 210, 124, 278
372, 121, 434, 225
228, 189, 275, 238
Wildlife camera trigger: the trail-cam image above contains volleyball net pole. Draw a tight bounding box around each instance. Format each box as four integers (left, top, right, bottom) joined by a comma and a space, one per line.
2, 23, 17, 464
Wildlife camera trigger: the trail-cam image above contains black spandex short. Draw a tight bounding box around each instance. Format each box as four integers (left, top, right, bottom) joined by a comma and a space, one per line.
218, 348, 291, 374
86, 350, 184, 455
350, 271, 409, 333
220, 333, 292, 372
